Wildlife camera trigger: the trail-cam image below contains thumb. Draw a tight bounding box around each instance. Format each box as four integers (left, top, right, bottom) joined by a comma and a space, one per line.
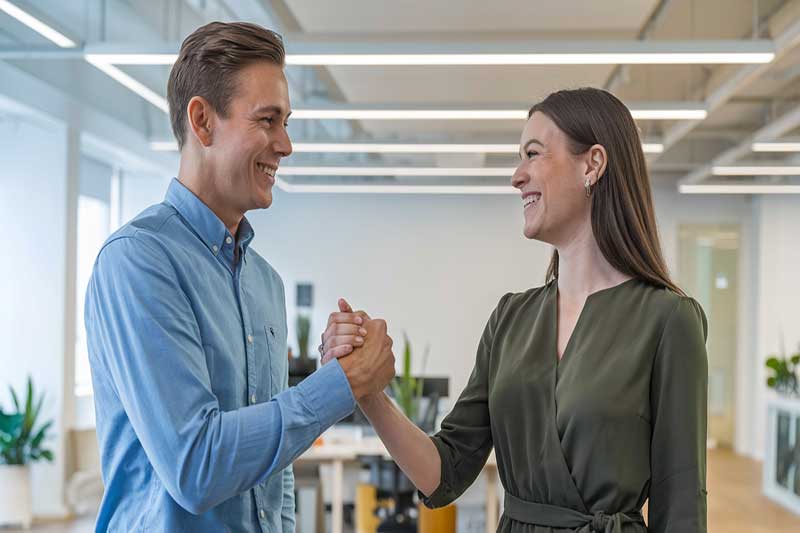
338, 298, 353, 313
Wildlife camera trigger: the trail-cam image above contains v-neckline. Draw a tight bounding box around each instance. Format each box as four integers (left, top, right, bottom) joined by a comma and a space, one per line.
552, 277, 638, 366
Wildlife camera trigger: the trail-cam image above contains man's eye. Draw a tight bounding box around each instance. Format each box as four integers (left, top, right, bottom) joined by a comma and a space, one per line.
261, 117, 274, 124
527, 150, 539, 158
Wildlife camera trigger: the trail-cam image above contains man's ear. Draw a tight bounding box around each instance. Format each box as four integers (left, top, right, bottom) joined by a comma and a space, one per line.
186, 96, 215, 147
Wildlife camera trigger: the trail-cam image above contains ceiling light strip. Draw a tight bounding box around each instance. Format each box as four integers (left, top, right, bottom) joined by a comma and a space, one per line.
85, 56, 169, 113
679, 183, 800, 194
0, 0, 76, 48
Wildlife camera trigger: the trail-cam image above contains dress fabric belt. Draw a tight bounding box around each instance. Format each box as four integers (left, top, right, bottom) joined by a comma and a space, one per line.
503, 492, 646, 533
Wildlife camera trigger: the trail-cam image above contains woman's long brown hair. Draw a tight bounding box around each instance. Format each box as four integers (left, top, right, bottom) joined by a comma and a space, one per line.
529, 87, 685, 296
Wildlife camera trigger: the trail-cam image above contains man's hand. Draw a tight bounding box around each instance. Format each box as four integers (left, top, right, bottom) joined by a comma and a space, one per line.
338, 318, 395, 401
321, 298, 394, 401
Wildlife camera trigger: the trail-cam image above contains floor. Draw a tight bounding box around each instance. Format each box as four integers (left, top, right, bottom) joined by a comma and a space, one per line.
3, 449, 798, 532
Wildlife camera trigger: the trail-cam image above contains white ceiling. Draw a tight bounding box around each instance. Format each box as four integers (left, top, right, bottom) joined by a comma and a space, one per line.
284, 0, 659, 33
0, 0, 799, 190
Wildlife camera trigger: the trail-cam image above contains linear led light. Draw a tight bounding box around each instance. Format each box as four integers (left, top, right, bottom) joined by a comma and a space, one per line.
751, 141, 800, 152
83, 41, 776, 67
292, 142, 519, 153
285, 53, 774, 66
641, 143, 664, 153
0, 0, 76, 47
680, 183, 800, 194
278, 183, 518, 194
84, 53, 762, 67
291, 109, 526, 120
290, 108, 704, 121
150, 141, 179, 151
278, 166, 514, 177
712, 165, 800, 176
85, 55, 169, 113
150, 140, 664, 154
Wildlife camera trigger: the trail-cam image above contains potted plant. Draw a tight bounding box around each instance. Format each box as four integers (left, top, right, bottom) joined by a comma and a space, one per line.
391, 333, 428, 425
289, 314, 316, 379
0, 377, 55, 529
765, 345, 800, 397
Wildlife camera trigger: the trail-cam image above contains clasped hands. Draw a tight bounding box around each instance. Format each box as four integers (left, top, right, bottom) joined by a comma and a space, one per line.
319, 298, 395, 402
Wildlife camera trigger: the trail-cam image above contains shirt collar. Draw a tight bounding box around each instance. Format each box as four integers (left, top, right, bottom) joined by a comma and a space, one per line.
165, 178, 255, 261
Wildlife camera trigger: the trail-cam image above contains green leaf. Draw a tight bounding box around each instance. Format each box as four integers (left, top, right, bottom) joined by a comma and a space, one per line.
9, 386, 20, 412
0, 412, 23, 438
791, 354, 800, 365
30, 420, 53, 449
766, 357, 781, 370
40, 449, 54, 462
767, 376, 777, 387
22, 378, 33, 438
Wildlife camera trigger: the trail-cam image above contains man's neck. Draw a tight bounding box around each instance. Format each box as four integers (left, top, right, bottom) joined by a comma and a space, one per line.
177, 158, 242, 237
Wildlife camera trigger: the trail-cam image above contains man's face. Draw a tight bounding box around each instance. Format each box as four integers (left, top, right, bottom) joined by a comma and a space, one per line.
209, 61, 292, 216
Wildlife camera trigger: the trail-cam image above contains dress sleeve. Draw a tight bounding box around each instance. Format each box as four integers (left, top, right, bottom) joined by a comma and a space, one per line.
648, 296, 709, 533
420, 293, 511, 508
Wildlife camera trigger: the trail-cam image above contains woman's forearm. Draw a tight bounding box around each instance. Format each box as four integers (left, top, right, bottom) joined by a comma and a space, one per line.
358, 392, 441, 497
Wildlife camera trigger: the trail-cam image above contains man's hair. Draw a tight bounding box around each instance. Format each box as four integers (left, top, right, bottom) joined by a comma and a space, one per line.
167, 21, 285, 149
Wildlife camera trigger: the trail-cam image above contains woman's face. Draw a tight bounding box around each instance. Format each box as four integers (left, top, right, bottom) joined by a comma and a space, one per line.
511, 112, 596, 245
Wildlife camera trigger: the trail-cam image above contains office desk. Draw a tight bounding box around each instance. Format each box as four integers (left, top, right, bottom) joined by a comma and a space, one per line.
295, 437, 499, 533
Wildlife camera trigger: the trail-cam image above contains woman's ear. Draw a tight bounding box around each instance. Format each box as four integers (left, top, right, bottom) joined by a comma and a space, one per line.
585, 144, 608, 186
186, 96, 215, 147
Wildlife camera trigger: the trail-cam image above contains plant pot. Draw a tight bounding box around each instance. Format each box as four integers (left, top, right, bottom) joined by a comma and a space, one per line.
0, 464, 32, 529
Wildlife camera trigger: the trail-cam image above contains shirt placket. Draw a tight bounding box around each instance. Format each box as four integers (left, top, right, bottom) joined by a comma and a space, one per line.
235, 255, 269, 532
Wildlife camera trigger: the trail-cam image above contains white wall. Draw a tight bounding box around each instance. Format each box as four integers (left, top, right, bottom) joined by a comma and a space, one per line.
0, 115, 70, 517
121, 180, 771, 460
753, 195, 800, 460
109, 174, 800, 467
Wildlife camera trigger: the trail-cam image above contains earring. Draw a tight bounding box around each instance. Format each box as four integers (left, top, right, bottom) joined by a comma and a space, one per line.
584, 177, 592, 198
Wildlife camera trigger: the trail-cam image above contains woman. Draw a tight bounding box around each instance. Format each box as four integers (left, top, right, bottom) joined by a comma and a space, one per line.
320, 87, 708, 533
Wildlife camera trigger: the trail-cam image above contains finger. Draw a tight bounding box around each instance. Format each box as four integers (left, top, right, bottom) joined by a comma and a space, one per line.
338, 298, 353, 313
355, 309, 372, 321
322, 324, 366, 345
333, 324, 367, 336
322, 344, 353, 364
327, 312, 364, 327
324, 335, 364, 353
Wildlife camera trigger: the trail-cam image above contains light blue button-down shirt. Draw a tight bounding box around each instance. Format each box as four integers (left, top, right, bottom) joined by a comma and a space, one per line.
85, 178, 355, 532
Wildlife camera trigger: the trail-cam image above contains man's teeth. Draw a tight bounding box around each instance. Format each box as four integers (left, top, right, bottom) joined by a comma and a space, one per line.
523, 193, 541, 208
256, 163, 276, 177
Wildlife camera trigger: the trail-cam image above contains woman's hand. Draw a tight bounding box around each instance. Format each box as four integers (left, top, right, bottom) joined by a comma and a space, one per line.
320, 298, 371, 364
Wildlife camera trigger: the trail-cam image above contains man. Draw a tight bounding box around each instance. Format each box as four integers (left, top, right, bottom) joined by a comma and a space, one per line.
85, 22, 395, 532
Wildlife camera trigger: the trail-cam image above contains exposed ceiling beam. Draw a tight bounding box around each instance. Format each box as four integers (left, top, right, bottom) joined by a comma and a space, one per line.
679, 102, 800, 185
659, 9, 800, 157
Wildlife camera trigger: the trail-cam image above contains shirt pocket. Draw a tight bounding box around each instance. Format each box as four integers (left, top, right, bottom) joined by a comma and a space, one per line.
264, 323, 288, 395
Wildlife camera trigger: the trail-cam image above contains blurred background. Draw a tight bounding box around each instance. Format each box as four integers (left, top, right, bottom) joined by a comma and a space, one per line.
1, 1, 800, 532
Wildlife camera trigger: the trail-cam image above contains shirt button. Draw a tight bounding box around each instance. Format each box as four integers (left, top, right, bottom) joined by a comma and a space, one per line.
247, 334, 253, 343
211, 245, 218, 253
225, 236, 232, 244
259, 509, 265, 519
250, 394, 257, 405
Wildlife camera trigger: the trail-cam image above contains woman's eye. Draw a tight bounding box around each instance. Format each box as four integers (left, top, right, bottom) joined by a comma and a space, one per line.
526, 150, 538, 158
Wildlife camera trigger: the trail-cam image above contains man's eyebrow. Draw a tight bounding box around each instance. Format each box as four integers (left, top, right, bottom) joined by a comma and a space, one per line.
253, 105, 292, 117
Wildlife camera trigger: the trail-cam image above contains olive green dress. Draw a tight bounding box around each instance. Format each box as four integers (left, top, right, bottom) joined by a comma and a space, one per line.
421, 278, 708, 533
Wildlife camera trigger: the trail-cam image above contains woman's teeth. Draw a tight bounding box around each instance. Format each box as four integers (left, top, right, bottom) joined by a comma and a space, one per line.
256, 163, 276, 178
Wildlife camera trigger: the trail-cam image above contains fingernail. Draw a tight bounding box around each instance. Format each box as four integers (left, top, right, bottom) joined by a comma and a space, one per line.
355, 336, 364, 343
355, 316, 363, 324
359, 328, 367, 336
